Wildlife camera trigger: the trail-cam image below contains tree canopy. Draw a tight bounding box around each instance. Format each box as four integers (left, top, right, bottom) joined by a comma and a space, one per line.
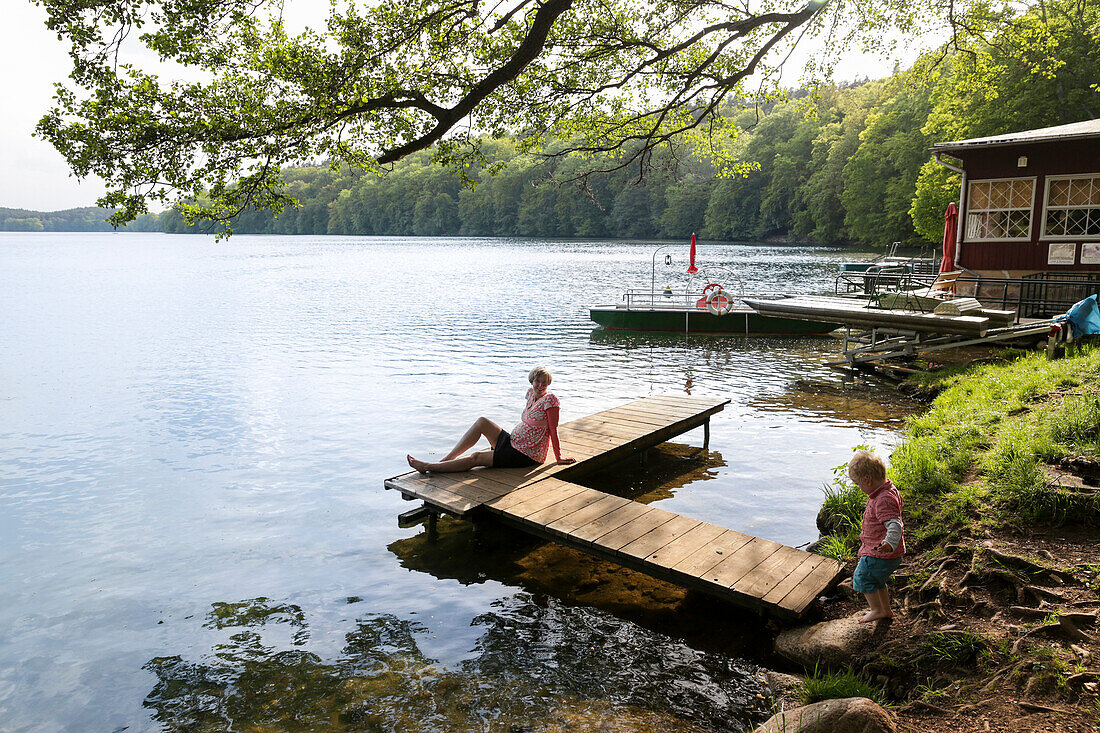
34, 0, 948, 229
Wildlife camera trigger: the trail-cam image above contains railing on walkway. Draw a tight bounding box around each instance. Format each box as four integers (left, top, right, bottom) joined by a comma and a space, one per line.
835, 271, 1100, 320
619, 287, 792, 311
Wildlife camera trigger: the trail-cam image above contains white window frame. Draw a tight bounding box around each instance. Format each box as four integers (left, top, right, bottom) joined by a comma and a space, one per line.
963, 176, 1036, 243
1040, 173, 1100, 241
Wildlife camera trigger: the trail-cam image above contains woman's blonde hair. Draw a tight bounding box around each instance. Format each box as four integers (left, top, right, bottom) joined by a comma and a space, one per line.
528, 366, 552, 384
848, 450, 886, 483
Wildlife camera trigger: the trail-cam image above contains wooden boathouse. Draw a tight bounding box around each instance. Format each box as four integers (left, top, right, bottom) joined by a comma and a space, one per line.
932, 119, 1100, 279
385, 394, 844, 621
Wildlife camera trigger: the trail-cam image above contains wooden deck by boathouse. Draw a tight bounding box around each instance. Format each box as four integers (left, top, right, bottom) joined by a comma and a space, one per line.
384, 394, 844, 621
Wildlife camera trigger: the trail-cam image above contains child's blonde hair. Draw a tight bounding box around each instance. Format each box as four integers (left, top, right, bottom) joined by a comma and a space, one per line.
848, 450, 886, 483
528, 366, 552, 384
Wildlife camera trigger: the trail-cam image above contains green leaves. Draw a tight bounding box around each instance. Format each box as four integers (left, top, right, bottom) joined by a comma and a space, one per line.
31, 0, 846, 228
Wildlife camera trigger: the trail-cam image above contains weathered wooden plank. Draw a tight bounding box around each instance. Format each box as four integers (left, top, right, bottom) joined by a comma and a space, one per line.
559, 421, 650, 442
617, 514, 702, 561
643, 522, 726, 568
607, 402, 705, 421
638, 394, 727, 409
485, 479, 570, 512
567, 410, 671, 429
731, 545, 809, 598
594, 508, 678, 552
545, 494, 631, 534
633, 398, 729, 416
506, 482, 590, 519
555, 436, 618, 456
577, 406, 681, 426
520, 488, 607, 527
396, 481, 479, 515
670, 529, 755, 578
419, 473, 516, 503
569, 501, 653, 543
705, 538, 783, 587
778, 557, 844, 614
760, 555, 825, 606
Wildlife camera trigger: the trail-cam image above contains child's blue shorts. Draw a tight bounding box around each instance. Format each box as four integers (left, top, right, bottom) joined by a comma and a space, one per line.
853, 555, 901, 593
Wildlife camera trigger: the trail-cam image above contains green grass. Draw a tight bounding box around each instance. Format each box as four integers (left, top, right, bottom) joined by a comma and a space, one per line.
815, 534, 857, 563
920, 631, 989, 667
885, 345, 1100, 530
800, 666, 889, 706
815, 459, 867, 561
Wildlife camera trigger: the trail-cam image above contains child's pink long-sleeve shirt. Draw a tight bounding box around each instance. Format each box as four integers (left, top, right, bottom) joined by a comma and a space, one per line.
858, 479, 906, 559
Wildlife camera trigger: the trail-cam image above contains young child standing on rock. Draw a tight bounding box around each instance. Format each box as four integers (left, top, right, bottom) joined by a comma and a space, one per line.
849, 450, 905, 623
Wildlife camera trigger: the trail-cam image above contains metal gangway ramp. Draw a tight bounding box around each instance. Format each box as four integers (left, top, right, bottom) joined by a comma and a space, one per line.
384, 394, 843, 621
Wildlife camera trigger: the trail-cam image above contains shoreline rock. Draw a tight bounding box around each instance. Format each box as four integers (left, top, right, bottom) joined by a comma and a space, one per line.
774, 614, 889, 670
752, 695, 897, 730
752, 697, 896, 733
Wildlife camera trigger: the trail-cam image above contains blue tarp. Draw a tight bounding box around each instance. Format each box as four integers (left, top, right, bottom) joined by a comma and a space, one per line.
1055, 294, 1100, 337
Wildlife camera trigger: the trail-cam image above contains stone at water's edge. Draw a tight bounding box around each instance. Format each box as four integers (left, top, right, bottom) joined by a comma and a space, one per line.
753, 697, 896, 733
774, 615, 888, 669
763, 670, 803, 710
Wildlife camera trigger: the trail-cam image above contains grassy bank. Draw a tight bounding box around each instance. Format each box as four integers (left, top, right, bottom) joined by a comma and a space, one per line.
894, 345, 1100, 538
818, 345, 1100, 563
807, 344, 1100, 729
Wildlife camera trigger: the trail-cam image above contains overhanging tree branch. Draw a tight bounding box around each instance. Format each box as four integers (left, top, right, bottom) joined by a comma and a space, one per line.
34, 0, 953, 230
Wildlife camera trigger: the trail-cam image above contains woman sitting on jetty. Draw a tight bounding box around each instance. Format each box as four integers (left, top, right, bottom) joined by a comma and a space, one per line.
407, 366, 576, 473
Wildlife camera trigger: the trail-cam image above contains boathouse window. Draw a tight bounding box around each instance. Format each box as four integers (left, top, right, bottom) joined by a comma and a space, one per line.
1042, 174, 1100, 238
965, 178, 1035, 241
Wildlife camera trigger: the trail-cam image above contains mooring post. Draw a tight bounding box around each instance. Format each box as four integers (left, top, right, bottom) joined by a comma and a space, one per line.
703, 418, 710, 450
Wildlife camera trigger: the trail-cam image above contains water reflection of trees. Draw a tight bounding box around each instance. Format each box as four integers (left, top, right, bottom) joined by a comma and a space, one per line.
143, 596, 770, 732
747, 378, 921, 429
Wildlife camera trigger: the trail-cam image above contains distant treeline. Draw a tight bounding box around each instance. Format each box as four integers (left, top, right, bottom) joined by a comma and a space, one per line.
8, 0, 1097, 247
0, 206, 160, 233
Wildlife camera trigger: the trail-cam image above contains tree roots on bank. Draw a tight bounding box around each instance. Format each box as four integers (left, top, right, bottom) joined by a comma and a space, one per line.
843, 536, 1100, 715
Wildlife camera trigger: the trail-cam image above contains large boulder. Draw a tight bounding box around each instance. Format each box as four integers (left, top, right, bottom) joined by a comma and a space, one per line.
774, 615, 887, 669
753, 697, 895, 733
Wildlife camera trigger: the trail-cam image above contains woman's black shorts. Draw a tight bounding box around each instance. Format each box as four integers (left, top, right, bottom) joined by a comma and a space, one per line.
493, 430, 539, 468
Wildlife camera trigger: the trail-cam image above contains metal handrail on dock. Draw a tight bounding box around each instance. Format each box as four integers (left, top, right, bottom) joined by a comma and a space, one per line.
618, 288, 790, 311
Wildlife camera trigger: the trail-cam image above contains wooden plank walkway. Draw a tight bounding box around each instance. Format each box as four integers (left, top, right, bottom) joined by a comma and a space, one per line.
384, 394, 843, 620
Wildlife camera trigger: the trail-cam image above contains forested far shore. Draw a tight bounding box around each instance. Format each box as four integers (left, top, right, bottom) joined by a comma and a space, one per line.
8, 0, 1098, 246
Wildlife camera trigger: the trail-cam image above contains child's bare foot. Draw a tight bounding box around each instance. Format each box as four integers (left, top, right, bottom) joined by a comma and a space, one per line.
859, 610, 893, 623
407, 455, 429, 473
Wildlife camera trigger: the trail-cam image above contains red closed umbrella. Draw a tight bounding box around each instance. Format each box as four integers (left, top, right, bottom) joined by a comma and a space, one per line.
687, 233, 699, 274
940, 203, 958, 274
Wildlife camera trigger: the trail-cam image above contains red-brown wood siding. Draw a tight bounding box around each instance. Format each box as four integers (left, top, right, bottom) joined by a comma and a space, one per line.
954, 137, 1100, 272
955, 139, 1100, 178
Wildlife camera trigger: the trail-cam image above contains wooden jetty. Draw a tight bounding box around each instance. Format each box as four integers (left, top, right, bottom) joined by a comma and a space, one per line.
385, 394, 843, 621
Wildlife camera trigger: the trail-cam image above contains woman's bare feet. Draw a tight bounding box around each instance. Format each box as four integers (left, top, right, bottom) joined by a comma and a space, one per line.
859, 609, 893, 623
407, 455, 429, 473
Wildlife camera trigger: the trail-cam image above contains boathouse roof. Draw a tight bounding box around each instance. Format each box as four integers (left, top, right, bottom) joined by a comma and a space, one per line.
932, 118, 1100, 154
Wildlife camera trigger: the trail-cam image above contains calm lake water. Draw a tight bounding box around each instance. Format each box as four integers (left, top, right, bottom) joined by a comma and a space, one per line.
0, 233, 918, 732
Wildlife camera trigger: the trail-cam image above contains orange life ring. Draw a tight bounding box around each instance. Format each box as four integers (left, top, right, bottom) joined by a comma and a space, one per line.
706, 287, 733, 316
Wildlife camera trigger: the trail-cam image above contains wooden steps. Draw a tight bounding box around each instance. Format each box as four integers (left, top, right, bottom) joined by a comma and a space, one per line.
384, 394, 843, 620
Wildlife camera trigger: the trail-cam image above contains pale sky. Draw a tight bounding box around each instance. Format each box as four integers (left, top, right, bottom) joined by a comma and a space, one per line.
0, 1, 908, 213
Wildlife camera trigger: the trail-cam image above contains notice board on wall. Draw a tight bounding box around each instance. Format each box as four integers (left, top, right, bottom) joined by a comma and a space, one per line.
1048, 242, 1077, 265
